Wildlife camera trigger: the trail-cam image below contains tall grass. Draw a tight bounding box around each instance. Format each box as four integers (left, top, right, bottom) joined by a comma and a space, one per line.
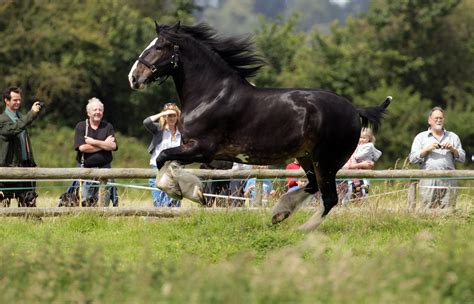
0, 210, 472, 303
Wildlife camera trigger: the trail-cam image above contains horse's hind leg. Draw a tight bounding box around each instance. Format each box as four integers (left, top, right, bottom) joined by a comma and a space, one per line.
298, 156, 319, 194
298, 163, 338, 231
272, 156, 316, 224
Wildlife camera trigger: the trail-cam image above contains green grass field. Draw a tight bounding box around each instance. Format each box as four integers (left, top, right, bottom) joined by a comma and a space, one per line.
0, 208, 472, 303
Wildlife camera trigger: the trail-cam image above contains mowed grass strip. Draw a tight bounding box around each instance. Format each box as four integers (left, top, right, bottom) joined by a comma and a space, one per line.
0, 209, 472, 303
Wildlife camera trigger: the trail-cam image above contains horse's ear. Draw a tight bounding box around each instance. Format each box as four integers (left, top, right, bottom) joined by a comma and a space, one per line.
155, 20, 160, 35
170, 20, 181, 32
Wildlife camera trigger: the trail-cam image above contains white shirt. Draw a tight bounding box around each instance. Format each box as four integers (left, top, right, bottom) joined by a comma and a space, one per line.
150, 127, 181, 166
409, 128, 465, 170
354, 143, 382, 163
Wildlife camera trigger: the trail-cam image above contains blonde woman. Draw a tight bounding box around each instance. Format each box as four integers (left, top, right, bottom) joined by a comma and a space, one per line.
143, 103, 182, 207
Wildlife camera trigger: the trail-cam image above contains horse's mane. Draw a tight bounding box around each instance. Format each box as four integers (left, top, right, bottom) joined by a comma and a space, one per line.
158, 23, 265, 78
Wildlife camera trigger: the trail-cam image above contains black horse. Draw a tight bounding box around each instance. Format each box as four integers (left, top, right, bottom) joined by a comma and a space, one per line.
129, 22, 391, 231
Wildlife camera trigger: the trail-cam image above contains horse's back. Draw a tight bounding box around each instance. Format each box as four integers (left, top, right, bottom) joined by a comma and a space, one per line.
251, 87, 361, 133
221, 86, 361, 162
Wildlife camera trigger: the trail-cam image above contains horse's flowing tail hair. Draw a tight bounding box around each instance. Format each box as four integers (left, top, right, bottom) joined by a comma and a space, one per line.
357, 96, 392, 132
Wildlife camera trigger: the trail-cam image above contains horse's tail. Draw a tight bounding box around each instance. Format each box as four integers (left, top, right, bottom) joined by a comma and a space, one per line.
357, 96, 392, 132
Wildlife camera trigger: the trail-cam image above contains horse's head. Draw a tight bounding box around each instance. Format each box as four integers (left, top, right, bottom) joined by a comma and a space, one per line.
128, 21, 181, 90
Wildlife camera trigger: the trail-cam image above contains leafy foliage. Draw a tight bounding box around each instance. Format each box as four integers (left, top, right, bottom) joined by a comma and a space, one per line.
253, 14, 306, 87
0, 0, 192, 139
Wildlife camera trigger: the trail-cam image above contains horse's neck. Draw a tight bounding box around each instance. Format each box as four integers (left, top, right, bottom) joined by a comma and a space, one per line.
173, 58, 239, 109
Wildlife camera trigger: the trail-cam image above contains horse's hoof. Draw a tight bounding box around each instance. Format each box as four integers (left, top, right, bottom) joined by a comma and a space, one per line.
297, 210, 326, 232
272, 211, 291, 225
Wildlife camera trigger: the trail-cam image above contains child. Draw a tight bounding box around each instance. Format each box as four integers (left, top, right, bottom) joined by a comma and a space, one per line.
344, 127, 382, 170
339, 128, 382, 203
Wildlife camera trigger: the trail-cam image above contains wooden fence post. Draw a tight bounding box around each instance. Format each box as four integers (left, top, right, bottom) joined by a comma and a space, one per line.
407, 181, 418, 209
98, 178, 107, 207
78, 179, 83, 207
254, 180, 263, 207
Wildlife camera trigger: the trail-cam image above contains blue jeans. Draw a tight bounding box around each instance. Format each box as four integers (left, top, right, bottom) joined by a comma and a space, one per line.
59, 163, 118, 207
149, 165, 181, 207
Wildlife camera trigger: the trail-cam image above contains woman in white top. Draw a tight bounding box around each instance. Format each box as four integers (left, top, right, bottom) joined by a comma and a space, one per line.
143, 103, 182, 207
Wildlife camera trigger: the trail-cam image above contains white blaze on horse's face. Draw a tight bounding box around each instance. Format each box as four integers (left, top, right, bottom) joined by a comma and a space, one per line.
128, 37, 158, 89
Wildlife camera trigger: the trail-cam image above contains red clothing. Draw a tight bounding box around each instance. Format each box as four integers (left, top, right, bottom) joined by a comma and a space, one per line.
286, 162, 301, 189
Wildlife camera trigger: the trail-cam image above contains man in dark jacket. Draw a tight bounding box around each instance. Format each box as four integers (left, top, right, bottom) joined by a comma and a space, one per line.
0, 86, 43, 207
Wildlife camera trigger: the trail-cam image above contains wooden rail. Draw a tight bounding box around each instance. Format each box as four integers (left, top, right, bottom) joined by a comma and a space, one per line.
1, 167, 473, 179
0, 167, 472, 213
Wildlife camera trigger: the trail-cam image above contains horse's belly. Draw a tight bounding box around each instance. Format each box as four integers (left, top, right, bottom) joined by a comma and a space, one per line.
216, 144, 306, 165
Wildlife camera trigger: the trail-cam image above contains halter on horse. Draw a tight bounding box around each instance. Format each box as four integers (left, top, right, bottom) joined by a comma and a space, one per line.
129, 21, 391, 231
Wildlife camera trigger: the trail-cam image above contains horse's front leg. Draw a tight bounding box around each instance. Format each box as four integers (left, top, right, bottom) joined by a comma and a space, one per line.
155, 140, 213, 170
272, 156, 318, 225
155, 141, 214, 206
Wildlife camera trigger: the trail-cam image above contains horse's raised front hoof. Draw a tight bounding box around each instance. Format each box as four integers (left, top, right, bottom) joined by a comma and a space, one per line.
272, 211, 291, 225
156, 163, 183, 200
192, 187, 208, 206
174, 167, 206, 205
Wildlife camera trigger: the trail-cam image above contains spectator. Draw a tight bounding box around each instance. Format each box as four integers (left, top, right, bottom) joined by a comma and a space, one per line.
409, 107, 465, 208
59, 97, 119, 207
0, 86, 43, 207
143, 102, 182, 207
286, 158, 304, 192
228, 162, 252, 207
243, 166, 276, 207
338, 128, 381, 204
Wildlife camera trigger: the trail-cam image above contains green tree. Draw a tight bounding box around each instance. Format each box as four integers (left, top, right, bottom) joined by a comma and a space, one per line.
366, 0, 473, 107
286, 17, 386, 97
253, 15, 305, 87
0, 0, 194, 138
284, 0, 345, 32
252, 0, 473, 166
198, 0, 259, 35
